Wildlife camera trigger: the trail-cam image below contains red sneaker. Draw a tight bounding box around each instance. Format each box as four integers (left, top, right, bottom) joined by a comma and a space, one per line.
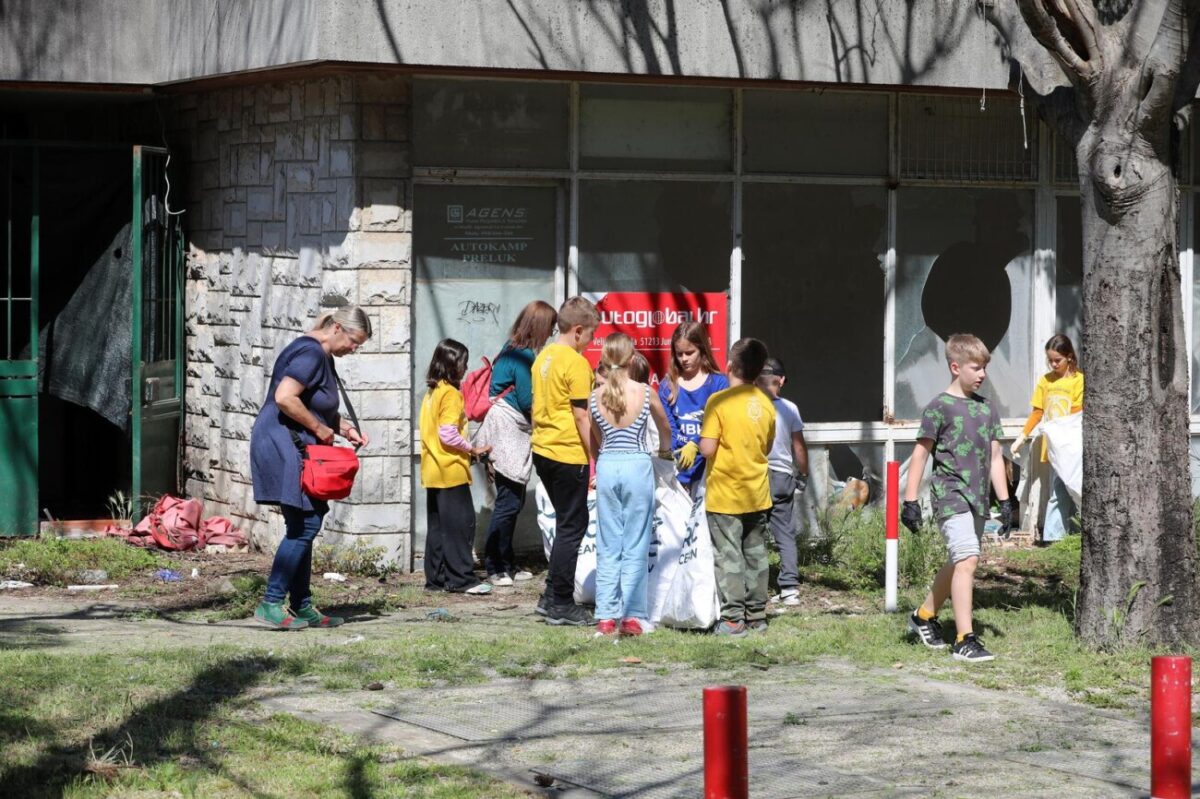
595, 619, 618, 637
620, 618, 651, 636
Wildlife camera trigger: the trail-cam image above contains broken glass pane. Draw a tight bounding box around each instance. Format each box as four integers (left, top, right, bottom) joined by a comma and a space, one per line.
579, 85, 732, 172
741, 184, 886, 422
895, 187, 1035, 419
578, 180, 731, 293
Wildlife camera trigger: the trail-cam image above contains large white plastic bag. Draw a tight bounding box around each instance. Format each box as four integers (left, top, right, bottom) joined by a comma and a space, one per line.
651, 467, 721, 630
534, 460, 719, 628
1040, 412, 1082, 505
536, 485, 599, 605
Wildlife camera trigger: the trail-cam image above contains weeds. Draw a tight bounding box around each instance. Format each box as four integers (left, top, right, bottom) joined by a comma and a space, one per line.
104, 491, 133, 525
795, 507, 946, 590
0, 538, 165, 586
312, 541, 400, 579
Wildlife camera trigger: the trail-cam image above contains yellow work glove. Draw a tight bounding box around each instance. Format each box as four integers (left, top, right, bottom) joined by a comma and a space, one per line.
674, 441, 700, 470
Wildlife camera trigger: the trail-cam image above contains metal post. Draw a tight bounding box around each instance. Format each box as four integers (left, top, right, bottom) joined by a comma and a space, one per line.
1151, 655, 1192, 799
885, 460, 899, 612
703, 685, 748, 799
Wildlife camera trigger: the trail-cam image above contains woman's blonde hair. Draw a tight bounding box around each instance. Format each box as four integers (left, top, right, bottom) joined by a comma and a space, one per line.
599, 332, 635, 417
315, 306, 373, 339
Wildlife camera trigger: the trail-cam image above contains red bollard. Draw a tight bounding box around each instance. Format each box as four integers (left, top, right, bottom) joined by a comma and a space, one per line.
703, 685, 748, 799
1151, 656, 1192, 799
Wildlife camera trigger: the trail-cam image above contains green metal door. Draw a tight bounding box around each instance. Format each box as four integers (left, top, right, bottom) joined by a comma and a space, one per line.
0, 146, 38, 536
131, 146, 184, 518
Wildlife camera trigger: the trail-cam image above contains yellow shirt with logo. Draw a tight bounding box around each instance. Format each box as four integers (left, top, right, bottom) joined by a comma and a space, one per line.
420, 381, 471, 489
1031, 369, 1084, 462
699, 384, 776, 515
531, 343, 595, 465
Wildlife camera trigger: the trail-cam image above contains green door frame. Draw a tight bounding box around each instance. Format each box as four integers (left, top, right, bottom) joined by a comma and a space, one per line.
0, 146, 38, 535
131, 145, 184, 520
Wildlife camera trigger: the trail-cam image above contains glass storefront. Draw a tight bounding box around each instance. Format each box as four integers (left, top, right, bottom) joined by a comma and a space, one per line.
407, 75, 1200, 543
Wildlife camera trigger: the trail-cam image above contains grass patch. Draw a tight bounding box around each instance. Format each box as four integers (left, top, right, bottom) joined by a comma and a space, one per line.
0, 647, 529, 798
0, 537, 167, 586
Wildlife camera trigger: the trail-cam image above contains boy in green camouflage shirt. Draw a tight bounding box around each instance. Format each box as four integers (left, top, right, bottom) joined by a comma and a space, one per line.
900, 334, 1015, 663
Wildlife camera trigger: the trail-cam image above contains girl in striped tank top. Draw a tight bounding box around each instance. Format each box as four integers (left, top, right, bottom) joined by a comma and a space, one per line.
588, 332, 673, 637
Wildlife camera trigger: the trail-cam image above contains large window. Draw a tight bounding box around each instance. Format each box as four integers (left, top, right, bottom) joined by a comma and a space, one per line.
895, 188, 1035, 419
742, 90, 888, 176
579, 85, 732, 172
578, 180, 730, 293
742, 184, 887, 422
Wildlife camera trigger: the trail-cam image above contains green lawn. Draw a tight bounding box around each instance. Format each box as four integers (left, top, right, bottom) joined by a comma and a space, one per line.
0, 530, 1191, 797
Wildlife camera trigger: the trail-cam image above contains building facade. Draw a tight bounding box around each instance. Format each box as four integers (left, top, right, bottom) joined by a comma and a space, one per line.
1, 1, 1195, 565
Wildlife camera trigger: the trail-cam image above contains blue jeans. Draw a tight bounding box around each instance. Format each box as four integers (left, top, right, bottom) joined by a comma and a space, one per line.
264, 503, 326, 610
484, 473, 526, 576
1042, 472, 1075, 542
594, 451, 654, 621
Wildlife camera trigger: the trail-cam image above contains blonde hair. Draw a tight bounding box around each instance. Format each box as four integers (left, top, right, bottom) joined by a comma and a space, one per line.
945, 333, 990, 367
316, 306, 373, 339
599, 332, 635, 416
557, 296, 600, 332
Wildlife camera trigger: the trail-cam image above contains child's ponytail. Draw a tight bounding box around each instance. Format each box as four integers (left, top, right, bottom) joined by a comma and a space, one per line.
599, 332, 635, 417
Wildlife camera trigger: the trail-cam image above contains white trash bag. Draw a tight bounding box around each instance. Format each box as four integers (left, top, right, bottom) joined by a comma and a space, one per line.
534, 460, 720, 629
536, 486, 599, 605
1040, 412, 1083, 505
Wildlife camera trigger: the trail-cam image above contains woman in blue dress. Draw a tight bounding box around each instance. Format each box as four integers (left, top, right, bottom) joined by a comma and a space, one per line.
250, 307, 371, 630
658, 321, 728, 498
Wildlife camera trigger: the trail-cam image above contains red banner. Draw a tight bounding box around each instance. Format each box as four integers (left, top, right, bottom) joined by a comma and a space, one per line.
583, 292, 728, 382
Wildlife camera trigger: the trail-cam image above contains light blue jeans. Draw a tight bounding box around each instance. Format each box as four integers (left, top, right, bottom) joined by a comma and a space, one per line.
1043, 472, 1076, 542
595, 451, 655, 621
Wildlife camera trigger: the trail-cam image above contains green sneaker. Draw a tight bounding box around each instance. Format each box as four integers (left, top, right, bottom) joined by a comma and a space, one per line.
254, 600, 309, 630
292, 605, 344, 628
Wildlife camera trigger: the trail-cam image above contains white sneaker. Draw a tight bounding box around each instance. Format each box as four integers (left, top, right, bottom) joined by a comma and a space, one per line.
512, 571, 533, 582
464, 583, 493, 595
489, 573, 514, 587
779, 588, 800, 606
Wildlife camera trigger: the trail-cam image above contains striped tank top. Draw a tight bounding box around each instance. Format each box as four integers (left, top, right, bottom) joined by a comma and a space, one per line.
590, 384, 651, 453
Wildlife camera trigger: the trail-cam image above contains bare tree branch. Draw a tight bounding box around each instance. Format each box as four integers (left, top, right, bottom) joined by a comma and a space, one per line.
1015, 0, 1096, 85
1058, 0, 1102, 64
985, 0, 1072, 96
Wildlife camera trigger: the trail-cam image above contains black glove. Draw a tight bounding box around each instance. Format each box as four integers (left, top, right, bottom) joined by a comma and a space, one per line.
901, 500, 923, 534
999, 498, 1017, 534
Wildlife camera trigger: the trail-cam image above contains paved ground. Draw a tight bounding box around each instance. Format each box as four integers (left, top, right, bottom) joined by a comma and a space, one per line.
0, 596, 1175, 798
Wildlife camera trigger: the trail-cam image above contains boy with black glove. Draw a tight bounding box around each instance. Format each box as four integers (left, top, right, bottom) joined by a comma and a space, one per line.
901, 334, 1014, 663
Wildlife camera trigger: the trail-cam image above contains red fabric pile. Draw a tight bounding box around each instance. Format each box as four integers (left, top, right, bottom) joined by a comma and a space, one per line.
104, 496, 248, 551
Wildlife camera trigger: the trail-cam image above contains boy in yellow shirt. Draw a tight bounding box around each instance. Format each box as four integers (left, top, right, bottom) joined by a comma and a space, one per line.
699, 338, 776, 638
532, 296, 600, 626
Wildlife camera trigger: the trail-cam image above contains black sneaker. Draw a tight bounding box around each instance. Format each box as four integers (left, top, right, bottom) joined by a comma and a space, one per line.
535, 594, 551, 617
546, 603, 594, 627
952, 633, 995, 663
907, 611, 948, 650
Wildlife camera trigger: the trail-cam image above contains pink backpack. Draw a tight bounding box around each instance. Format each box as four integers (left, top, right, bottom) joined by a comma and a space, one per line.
461, 354, 512, 422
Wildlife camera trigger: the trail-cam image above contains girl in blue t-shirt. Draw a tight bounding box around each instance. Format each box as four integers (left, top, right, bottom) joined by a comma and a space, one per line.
657, 321, 728, 494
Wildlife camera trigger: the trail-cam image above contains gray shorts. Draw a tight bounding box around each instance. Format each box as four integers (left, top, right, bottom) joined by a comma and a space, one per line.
940, 512, 985, 563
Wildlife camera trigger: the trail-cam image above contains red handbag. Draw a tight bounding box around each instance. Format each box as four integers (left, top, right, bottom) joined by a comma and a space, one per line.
291, 369, 361, 501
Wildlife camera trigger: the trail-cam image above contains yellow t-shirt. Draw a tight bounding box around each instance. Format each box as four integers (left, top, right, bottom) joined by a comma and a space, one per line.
420, 381, 471, 488
531, 343, 594, 465
699, 384, 776, 515
1031, 369, 1084, 462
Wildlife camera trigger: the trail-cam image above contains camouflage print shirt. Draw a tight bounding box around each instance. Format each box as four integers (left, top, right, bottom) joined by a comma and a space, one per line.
917, 392, 1003, 521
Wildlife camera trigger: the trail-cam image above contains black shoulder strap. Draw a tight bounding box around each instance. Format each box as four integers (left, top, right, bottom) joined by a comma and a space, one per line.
289, 358, 361, 457
332, 363, 361, 446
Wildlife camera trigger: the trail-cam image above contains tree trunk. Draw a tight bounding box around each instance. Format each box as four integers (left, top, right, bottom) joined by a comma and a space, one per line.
1075, 116, 1200, 647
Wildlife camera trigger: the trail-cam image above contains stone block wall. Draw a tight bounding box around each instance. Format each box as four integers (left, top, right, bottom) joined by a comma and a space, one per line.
168, 74, 414, 565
